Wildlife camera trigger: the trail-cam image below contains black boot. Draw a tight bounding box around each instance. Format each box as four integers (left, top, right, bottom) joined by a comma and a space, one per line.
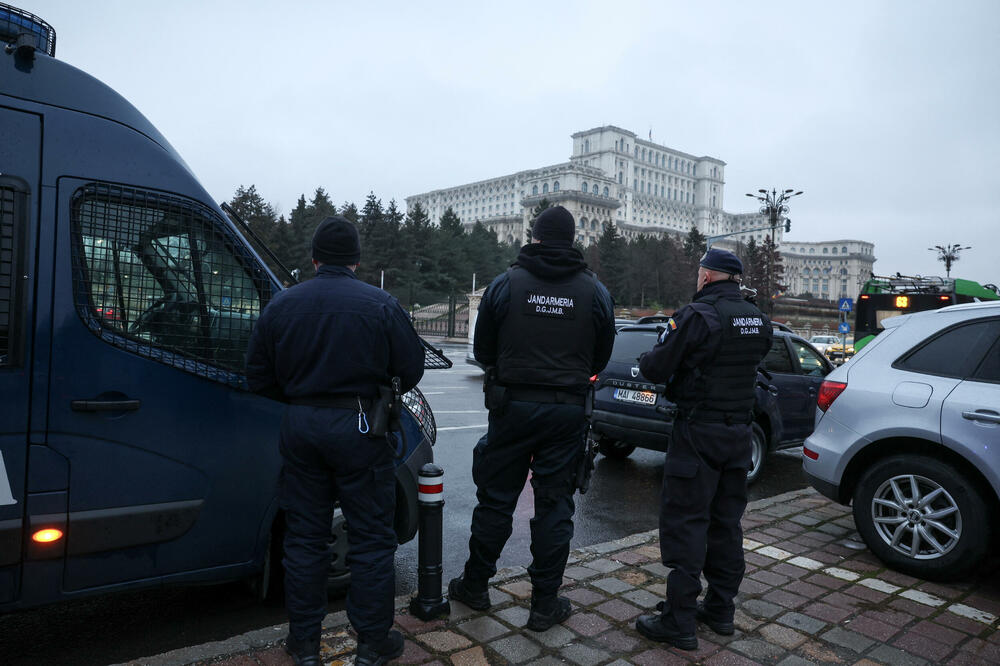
696, 600, 735, 636
284, 635, 321, 666
526, 595, 572, 632
635, 612, 698, 651
448, 575, 491, 611
356, 630, 405, 666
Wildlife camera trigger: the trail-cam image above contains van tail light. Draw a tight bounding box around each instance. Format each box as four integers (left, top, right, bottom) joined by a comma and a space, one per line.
589, 374, 598, 384
817, 380, 847, 412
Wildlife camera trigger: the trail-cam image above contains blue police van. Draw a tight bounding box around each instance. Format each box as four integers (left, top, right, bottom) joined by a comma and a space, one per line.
0, 4, 438, 611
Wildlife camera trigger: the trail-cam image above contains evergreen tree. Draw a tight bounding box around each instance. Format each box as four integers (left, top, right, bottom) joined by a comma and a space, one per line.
683, 226, 707, 259
339, 201, 359, 223
596, 221, 626, 302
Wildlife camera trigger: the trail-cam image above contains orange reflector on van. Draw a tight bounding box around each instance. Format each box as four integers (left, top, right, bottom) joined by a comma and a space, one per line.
32, 528, 64, 543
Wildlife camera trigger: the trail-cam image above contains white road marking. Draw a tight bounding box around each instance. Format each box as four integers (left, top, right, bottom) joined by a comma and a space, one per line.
756, 546, 793, 561
437, 424, 489, 431
899, 589, 945, 607
859, 578, 901, 594
948, 603, 997, 624
786, 556, 824, 571
824, 567, 860, 581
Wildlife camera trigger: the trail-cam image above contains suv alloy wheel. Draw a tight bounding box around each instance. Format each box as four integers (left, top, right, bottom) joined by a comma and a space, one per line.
747, 422, 767, 485
852, 454, 990, 580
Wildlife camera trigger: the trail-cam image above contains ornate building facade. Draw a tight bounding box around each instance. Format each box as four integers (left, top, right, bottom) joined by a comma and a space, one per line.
779, 240, 876, 300
405, 126, 877, 302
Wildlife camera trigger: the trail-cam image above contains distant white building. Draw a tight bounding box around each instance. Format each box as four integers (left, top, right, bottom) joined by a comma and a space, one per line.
406, 125, 876, 302
779, 240, 876, 300
406, 125, 775, 247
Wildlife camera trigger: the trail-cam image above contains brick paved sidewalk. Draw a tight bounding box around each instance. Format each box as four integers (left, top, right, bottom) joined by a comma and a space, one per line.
130, 489, 1000, 666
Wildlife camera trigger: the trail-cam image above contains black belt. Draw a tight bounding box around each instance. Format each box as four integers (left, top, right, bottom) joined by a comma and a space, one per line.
289, 395, 373, 409
677, 408, 752, 425
507, 388, 586, 406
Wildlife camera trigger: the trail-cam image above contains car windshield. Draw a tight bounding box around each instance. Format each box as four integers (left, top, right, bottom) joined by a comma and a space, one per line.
811, 336, 837, 343
611, 330, 660, 363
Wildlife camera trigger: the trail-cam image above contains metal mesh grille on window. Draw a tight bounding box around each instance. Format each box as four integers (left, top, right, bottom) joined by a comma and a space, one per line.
70, 183, 271, 387
0, 185, 23, 366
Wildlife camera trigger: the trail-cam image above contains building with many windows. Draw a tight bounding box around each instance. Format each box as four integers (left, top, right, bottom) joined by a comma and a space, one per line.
406, 125, 779, 247
405, 126, 876, 302
779, 240, 876, 300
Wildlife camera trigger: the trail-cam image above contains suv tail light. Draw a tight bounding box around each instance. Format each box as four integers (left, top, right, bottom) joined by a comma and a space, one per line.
817, 380, 847, 412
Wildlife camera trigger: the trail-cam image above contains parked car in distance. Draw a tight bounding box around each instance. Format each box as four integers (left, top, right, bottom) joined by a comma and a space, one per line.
809, 335, 840, 355
589, 324, 833, 483
804, 301, 1000, 580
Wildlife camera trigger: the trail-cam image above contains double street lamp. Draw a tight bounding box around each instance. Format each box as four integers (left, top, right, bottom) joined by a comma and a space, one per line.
928, 244, 971, 278
745, 188, 803, 315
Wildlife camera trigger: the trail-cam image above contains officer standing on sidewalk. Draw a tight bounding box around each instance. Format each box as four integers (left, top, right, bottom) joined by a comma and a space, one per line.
634, 249, 771, 651
246, 216, 425, 666
449, 205, 616, 631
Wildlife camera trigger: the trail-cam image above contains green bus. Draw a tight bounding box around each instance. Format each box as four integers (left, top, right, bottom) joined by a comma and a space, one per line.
854, 274, 1000, 351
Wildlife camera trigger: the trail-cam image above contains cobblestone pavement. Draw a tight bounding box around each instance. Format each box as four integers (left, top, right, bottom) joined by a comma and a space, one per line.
129, 489, 1000, 665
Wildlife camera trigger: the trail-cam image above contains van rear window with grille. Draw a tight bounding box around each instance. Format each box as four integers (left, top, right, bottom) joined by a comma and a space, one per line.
70, 183, 272, 386
1, 184, 26, 367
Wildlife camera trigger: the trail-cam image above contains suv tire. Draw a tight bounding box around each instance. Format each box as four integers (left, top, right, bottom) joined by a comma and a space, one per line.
597, 438, 636, 459
746, 422, 767, 486
852, 454, 990, 581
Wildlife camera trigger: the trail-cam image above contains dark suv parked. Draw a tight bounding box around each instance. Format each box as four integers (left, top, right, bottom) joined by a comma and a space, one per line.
589, 324, 833, 483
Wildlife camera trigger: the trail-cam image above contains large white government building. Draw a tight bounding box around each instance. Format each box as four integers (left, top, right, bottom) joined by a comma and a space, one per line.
405, 125, 875, 301
781, 241, 876, 301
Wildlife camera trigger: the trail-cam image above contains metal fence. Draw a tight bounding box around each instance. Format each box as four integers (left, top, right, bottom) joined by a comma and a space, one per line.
412, 293, 469, 339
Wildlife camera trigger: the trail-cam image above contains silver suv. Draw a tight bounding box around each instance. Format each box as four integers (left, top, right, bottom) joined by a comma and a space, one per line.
803, 301, 1000, 580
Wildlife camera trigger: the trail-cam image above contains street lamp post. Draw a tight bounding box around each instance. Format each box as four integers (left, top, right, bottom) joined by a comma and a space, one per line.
745, 188, 803, 316
928, 244, 971, 278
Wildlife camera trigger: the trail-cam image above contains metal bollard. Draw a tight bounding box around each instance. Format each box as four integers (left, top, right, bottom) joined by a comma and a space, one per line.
408, 463, 451, 620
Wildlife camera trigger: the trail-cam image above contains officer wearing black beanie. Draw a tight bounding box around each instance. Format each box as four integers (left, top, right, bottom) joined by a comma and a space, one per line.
449, 205, 616, 632
634, 249, 771, 651
247, 216, 424, 666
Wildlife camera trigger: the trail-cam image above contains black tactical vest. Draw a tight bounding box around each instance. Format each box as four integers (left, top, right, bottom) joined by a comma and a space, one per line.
671, 294, 770, 420
496, 266, 597, 391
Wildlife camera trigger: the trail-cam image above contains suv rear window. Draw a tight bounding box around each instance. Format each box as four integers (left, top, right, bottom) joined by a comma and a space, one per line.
896, 319, 1000, 379
612, 329, 660, 363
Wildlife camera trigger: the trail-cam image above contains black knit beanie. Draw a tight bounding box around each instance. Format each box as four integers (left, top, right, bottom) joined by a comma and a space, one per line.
531, 205, 576, 247
312, 216, 361, 265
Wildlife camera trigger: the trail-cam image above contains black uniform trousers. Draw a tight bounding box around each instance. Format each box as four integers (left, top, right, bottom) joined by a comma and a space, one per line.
464, 400, 585, 599
659, 417, 751, 633
279, 405, 397, 646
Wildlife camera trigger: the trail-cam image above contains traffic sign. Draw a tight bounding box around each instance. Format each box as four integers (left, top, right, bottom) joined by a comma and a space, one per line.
839, 298, 853, 313
838, 322, 851, 334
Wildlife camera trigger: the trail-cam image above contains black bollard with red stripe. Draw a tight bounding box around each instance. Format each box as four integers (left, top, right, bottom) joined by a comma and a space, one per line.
408, 463, 451, 620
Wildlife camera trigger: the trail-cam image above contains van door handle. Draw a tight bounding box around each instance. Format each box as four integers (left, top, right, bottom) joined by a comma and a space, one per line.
962, 410, 1000, 424
71, 399, 141, 412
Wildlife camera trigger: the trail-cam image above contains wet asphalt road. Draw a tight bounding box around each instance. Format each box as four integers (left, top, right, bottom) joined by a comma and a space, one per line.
0, 344, 808, 665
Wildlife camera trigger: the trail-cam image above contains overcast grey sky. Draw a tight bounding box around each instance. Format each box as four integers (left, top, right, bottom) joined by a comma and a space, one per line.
30, 0, 1000, 285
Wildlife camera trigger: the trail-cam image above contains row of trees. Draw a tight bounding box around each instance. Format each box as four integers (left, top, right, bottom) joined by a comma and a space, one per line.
227, 186, 785, 312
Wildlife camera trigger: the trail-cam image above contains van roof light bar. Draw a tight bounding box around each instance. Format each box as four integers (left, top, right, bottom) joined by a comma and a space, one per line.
1, 3, 56, 57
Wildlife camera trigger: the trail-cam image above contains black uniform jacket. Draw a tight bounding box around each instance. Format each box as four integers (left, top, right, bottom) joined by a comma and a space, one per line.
473, 243, 616, 374
246, 264, 424, 400
639, 279, 755, 385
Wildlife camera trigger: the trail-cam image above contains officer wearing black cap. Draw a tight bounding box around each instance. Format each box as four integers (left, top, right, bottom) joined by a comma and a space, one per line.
246, 216, 424, 666
449, 205, 616, 631
634, 248, 771, 651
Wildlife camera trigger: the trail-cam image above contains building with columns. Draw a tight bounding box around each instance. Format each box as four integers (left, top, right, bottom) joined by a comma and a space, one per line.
405, 126, 877, 302
406, 125, 777, 247
779, 240, 876, 300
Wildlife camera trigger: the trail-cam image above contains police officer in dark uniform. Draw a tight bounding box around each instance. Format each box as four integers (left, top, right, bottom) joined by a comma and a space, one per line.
634, 248, 771, 651
448, 206, 616, 631
246, 216, 425, 666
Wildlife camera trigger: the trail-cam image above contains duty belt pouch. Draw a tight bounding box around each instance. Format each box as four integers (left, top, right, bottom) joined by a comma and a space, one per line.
482, 367, 508, 412
367, 386, 394, 438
